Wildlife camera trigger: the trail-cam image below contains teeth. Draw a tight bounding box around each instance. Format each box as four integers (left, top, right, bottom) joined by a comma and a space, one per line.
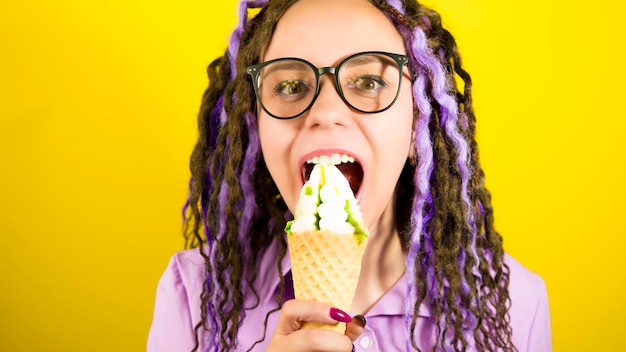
306, 153, 355, 165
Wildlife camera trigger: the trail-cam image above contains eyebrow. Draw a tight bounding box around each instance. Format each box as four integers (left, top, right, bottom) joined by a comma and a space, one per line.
262, 61, 311, 77
343, 55, 386, 68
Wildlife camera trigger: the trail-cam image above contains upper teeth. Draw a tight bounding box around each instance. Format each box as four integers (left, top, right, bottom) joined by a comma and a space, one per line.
306, 153, 355, 165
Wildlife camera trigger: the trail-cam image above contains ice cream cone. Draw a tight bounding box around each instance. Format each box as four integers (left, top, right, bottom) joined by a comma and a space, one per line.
288, 229, 367, 333
285, 163, 369, 333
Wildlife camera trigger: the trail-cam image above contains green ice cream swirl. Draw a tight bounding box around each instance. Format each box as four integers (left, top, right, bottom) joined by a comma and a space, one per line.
285, 163, 368, 243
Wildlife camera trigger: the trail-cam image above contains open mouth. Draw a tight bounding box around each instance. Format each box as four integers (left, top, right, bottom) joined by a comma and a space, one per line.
302, 154, 364, 195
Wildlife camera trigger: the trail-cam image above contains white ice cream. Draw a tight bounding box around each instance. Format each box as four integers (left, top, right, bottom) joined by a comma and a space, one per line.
286, 163, 368, 238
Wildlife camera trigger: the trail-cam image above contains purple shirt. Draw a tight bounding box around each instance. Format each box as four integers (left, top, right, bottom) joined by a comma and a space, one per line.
148, 239, 552, 351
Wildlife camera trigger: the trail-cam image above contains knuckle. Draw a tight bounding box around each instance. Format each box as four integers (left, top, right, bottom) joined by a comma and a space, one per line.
281, 299, 298, 316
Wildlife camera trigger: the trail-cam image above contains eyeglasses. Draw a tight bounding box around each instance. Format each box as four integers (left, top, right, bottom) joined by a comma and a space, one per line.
247, 51, 409, 120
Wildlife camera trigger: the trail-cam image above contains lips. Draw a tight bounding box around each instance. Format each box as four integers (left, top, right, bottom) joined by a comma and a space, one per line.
302, 153, 364, 196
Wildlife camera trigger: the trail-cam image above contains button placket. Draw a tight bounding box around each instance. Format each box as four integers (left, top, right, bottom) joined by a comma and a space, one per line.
359, 335, 373, 349
355, 328, 378, 351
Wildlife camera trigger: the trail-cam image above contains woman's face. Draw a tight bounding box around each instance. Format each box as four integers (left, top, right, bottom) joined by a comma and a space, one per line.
258, 0, 414, 232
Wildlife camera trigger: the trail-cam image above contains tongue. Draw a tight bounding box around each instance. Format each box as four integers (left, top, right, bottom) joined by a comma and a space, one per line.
335, 162, 363, 195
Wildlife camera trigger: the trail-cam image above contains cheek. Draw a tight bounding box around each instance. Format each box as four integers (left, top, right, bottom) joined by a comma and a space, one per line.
389, 92, 415, 155
258, 116, 284, 175
258, 116, 298, 211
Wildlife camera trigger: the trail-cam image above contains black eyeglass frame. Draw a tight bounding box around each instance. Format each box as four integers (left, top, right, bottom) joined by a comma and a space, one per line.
246, 51, 410, 120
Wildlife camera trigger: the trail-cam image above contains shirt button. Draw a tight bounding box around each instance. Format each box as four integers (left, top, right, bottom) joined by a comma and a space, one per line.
359, 335, 373, 349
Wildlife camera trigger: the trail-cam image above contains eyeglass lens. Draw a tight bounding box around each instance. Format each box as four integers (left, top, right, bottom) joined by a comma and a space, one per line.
255, 53, 403, 119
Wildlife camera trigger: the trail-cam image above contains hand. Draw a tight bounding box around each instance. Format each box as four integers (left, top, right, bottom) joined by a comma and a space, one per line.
267, 299, 366, 351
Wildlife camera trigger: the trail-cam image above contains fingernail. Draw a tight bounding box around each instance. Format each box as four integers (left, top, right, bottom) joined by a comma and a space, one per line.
329, 307, 352, 323
353, 314, 367, 327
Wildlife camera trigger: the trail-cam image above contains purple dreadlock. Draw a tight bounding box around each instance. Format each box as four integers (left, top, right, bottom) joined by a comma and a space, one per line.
375, 0, 514, 350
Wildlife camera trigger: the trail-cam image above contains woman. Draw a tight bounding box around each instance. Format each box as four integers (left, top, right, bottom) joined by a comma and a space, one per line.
148, 0, 552, 351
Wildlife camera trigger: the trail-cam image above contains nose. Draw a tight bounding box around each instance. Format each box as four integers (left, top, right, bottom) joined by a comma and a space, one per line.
304, 74, 353, 129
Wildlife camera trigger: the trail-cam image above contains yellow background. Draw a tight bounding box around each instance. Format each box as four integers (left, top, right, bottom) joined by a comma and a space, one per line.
1, 0, 624, 350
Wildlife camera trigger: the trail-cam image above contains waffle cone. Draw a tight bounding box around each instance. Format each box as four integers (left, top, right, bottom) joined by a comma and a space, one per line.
287, 229, 367, 333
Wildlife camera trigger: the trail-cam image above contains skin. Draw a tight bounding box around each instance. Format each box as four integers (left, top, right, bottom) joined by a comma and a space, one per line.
258, 0, 414, 350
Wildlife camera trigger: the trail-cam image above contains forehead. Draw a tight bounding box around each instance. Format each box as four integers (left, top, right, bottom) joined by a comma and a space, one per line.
262, 0, 406, 65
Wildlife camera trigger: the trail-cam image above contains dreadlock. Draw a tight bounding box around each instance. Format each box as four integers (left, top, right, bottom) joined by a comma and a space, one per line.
183, 0, 515, 350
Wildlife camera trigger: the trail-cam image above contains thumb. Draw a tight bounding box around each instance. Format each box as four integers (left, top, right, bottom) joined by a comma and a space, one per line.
345, 315, 366, 342
274, 300, 350, 336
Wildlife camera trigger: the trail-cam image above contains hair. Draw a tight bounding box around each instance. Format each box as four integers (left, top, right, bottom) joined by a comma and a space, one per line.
183, 0, 515, 351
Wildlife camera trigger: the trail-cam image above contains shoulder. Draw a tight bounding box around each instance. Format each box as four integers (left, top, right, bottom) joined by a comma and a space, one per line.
505, 253, 547, 300
156, 248, 206, 299
147, 249, 206, 352
504, 253, 553, 351
168, 248, 206, 286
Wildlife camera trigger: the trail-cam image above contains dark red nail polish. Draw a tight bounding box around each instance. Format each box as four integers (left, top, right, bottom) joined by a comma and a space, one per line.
330, 307, 352, 323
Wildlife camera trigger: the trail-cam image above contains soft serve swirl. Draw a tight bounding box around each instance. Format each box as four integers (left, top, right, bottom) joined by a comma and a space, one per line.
285, 163, 368, 241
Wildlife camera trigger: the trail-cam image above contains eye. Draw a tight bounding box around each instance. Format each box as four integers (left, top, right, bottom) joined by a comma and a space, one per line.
349, 75, 388, 94
274, 79, 307, 96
